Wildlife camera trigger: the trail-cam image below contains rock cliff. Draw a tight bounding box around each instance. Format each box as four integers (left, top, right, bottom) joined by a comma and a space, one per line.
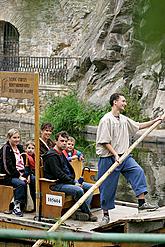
0, 0, 164, 118
58, 0, 165, 118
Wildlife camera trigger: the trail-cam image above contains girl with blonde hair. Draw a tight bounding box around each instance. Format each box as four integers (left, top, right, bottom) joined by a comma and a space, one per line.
0, 129, 35, 216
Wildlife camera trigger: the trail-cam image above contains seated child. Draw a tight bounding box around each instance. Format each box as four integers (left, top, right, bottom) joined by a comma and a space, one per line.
24, 140, 35, 175
24, 140, 36, 209
63, 136, 85, 184
62, 136, 84, 162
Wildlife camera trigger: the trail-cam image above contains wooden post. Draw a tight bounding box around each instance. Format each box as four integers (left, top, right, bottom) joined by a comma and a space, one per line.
32, 114, 165, 247
0, 71, 40, 217
33, 73, 40, 220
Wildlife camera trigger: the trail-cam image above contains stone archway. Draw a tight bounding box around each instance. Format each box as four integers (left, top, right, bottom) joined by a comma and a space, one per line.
0, 21, 19, 56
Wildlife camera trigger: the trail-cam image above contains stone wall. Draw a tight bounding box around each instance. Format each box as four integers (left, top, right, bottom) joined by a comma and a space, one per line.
0, 83, 72, 145
0, 0, 94, 57
0, 114, 34, 146
0, 0, 67, 56
0, 0, 165, 118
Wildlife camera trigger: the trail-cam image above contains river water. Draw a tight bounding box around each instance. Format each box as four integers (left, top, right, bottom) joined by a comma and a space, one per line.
82, 141, 165, 207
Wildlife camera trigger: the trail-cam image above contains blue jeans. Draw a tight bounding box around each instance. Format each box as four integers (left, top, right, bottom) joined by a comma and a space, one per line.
98, 155, 148, 210
51, 181, 93, 214
11, 176, 36, 207
11, 178, 27, 205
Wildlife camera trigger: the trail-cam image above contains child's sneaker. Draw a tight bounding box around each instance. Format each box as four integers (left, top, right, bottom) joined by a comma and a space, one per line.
12, 201, 23, 217
12, 208, 23, 217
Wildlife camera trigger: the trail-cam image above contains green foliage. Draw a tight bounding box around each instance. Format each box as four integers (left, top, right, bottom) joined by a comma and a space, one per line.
121, 87, 148, 122
134, 0, 165, 43
88, 104, 111, 125
40, 93, 106, 138
40, 89, 147, 139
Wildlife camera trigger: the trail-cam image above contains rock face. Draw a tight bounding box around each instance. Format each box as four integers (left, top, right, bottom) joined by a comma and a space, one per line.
0, 0, 165, 118
64, 0, 165, 118
58, 0, 165, 118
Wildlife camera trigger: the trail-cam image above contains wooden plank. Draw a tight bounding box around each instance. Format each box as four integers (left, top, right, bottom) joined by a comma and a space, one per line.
0, 215, 52, 231
83, 168, 98, 184
121, 243, 153, 247
74, 242, 116, 247
125, 220, 165, 233
71, 160, 83, 180
0, 185, 13, 212
33, 72, 40, 221
93, 206, 165, 233
40, 180, 65, 219
83, 168, 100, 208
0, 204, 165, 236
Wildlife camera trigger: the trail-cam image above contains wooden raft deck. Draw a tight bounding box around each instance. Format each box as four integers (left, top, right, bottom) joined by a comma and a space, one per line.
0, 204, 164, 233
0, 204, 164, 247
94, 205, 165, 234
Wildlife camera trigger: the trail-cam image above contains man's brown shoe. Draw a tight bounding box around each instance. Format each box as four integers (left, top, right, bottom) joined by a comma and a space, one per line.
89, 213, 98, 222
71, 211, 89, 221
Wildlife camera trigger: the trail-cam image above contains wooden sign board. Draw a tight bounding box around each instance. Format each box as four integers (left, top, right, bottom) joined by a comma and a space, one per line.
0, 71, 34, 99
0, 71, 41, 220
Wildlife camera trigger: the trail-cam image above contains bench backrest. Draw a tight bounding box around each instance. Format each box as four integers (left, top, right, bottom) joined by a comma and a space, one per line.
40, 157, 83, 180
70, 159, 83, 180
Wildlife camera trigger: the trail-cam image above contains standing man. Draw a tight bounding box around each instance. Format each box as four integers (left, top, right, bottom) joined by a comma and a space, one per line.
96, 93, 161, 225
43, 131, 97, 222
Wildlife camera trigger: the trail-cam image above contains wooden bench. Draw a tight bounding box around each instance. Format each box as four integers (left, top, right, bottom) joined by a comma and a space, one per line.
39, 177, 74, 219
0, 174, 14, 212
39, 159, 100, 220
70, 159, 100, 208
83, 168, 100, 208
70, 160, 100, 208
39, 160, 74, 220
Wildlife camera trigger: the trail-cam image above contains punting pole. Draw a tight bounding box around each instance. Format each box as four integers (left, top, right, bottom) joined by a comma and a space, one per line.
33, 73, 40, 220
33, 113, 165, 247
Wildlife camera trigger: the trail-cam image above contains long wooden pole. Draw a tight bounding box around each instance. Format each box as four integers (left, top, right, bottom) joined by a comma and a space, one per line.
33, 114, 165, 247
33, 73, 40, 220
